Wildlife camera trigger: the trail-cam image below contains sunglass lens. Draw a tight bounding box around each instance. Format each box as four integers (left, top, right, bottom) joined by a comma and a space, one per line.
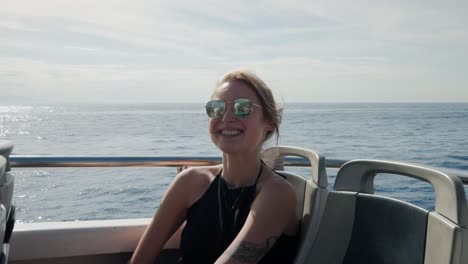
205, 100, 225, 118
233, 99, 253, 118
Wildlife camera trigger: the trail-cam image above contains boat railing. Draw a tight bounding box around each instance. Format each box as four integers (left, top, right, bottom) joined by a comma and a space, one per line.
8, 155, 468, 185
9, 155, 343, 174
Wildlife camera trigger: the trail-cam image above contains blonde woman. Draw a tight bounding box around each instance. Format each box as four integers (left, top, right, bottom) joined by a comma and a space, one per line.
131, 70, 299, 264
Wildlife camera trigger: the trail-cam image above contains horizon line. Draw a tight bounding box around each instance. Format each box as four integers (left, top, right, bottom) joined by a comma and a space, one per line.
2, 101, 468, 105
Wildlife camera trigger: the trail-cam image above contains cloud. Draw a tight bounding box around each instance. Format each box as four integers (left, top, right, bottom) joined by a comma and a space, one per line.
0, 20, 42, 32
3, 0, 467, 46
0, 56, 217, 102
1, 0, 467, 103
276, 0, 468, 45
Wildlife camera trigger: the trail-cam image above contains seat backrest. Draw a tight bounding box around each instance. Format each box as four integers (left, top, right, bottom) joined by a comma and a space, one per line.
0, 140, 15, 264
0, 156, 6, 247
0, 203, 6, 260
0, 141, 13, 173
304, 159, 468, 264
343, 194, 428, 263
0, 140, 14, 212
261, 146, 328, 263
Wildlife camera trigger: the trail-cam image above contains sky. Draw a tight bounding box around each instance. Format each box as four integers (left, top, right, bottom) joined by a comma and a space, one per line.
1, 0, 468, 103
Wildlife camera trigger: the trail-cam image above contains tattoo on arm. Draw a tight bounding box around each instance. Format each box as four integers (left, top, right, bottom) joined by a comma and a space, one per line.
225, 236, 279, 263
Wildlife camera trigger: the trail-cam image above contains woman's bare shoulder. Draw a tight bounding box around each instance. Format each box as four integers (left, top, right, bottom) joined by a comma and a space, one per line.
256, 169, 298, 214
175, 165, 222, 206
261, 170, 297, 198
176, 165, 221, 183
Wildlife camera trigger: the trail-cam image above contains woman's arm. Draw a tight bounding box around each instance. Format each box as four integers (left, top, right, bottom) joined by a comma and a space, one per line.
130, 168, 197, 264
215, 177, 298, 264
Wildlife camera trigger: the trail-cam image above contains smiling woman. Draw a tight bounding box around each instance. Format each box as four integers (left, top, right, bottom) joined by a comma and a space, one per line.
130, 69, 299, 264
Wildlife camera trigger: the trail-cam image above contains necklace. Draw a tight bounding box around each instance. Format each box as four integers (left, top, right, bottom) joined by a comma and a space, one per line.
217, 162, 264, 235
223, 180, 247, 210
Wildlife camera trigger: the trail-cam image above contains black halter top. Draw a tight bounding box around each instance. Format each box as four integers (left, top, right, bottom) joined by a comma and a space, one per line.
179, 164, 298, 263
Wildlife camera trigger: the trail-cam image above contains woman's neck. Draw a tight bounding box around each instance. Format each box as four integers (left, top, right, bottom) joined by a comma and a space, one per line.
221, 153, 263, 188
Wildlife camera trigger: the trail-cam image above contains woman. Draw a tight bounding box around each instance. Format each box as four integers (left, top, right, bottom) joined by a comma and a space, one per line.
131, 69, 299, 264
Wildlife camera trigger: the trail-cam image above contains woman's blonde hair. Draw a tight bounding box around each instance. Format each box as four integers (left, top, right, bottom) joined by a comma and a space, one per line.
217, 69, 282, 143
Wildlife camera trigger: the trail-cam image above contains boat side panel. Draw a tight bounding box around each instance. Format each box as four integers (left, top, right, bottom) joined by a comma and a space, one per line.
10, 253, 132, 264
9, 219, 150, 261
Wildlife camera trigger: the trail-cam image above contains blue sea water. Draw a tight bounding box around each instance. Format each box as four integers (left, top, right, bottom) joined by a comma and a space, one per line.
0, 103, 467, 223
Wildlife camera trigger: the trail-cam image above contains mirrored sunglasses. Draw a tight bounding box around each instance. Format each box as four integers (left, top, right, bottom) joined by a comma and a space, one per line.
205, 99, 262, 119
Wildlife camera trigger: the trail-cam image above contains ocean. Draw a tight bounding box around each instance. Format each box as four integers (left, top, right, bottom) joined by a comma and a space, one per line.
1, 103, 467, 223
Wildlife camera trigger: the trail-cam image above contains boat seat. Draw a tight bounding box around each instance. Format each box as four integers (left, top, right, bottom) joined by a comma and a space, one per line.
303, 159, 468, 264
261, 146, 328, 263
0, 140, 15, 264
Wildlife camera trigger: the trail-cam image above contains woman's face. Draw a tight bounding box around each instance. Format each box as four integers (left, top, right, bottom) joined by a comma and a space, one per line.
208, 80, 273, 156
